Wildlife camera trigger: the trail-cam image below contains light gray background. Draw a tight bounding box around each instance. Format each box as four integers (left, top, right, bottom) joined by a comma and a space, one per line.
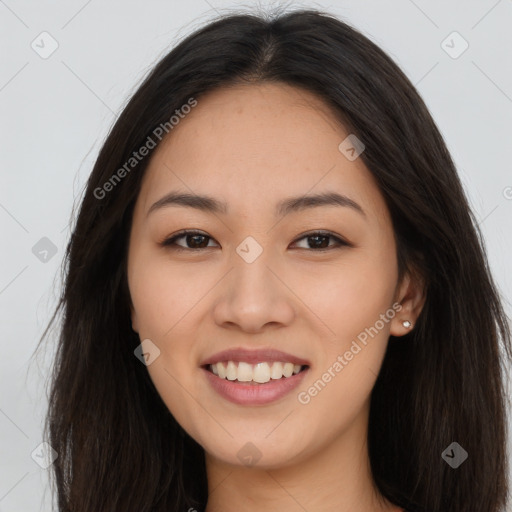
1, 0, 511, 510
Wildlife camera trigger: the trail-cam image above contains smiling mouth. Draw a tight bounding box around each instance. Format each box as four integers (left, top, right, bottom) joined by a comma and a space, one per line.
203, 361, 309, 384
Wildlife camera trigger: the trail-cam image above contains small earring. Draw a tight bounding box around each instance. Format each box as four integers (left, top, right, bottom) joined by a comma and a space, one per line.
402, 320, 412, 328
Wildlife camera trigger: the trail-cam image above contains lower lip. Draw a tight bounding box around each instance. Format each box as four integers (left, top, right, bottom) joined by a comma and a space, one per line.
202, 366, 309, 405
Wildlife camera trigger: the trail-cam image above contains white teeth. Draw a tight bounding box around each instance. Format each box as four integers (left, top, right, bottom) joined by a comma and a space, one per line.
270, 361, 283, 379
209, 361, 305, 383
217, 362, 227, 379
237, 362, 253, 382
283, 362, 294, 377
226, 361, 237, 381
253, 362, 271, 383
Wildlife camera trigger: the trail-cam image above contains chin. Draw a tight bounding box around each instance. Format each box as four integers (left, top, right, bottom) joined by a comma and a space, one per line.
201, 435, 308, 470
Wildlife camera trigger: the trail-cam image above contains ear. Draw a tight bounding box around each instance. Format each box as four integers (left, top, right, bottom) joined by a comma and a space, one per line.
390, 268, 426, 337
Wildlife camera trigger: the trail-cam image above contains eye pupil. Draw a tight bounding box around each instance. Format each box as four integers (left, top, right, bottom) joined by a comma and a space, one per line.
308, 235, 329, 249
188, 234, 209, 248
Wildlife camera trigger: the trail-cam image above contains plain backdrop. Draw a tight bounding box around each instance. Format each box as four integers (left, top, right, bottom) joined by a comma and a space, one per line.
1, 0, 511, 510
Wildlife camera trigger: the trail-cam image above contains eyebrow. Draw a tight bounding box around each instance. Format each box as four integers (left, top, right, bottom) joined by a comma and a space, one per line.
147, 191, 366, 218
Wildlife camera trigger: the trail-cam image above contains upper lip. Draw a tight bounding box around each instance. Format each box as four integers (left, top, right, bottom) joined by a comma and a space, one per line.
200, 347, 311, 367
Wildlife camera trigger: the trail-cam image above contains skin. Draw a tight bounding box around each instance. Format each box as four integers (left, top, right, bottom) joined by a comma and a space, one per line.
127, 82, 425, 512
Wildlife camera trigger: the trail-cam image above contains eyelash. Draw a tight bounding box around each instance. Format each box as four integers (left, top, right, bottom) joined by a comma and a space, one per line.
160, 229, 351, 252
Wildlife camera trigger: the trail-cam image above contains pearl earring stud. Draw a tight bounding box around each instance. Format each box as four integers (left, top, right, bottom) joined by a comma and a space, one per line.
402, 320, 412, 328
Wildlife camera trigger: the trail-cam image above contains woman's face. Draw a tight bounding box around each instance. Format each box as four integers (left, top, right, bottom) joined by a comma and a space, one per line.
127, 82, 418, 468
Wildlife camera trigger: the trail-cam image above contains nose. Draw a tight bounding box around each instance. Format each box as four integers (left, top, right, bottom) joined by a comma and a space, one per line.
212, 251, 296, 334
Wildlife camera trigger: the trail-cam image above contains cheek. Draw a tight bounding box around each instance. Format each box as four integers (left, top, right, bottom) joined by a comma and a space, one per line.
298, 250, 398, 344
295, 248, 397, 408
128, 254, 206, 437
129, 248, 206, 339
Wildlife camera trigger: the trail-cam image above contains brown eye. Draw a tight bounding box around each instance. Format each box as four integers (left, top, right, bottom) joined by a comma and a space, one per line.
291, 231, 350, 251
161, 230, 218, 251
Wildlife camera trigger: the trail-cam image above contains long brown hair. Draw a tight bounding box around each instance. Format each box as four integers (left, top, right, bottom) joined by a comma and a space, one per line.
36, 7, 511, 511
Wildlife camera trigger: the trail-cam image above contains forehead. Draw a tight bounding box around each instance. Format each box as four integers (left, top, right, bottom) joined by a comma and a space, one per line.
137, 83, 388, 224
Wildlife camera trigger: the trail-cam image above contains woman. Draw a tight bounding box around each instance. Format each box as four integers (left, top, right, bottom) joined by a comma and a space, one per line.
38, 8, 511, 512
